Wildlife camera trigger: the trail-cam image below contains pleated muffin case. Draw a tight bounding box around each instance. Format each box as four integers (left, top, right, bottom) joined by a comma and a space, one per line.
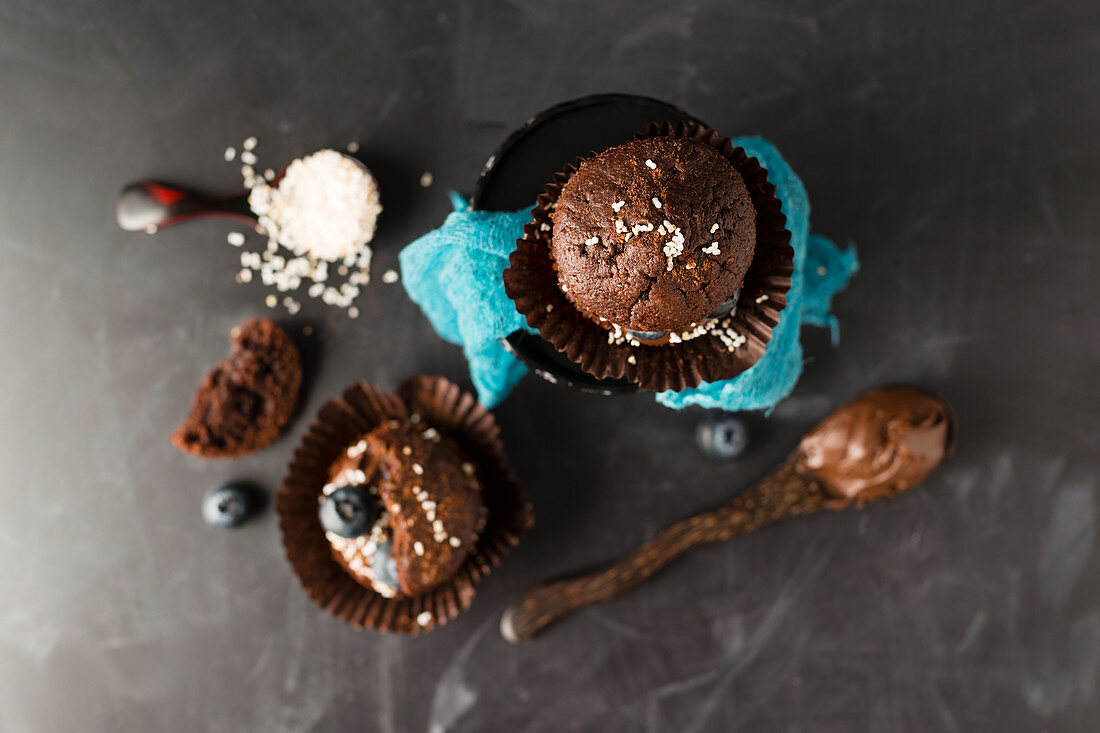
505, 121, 795, 392
277, 376, 533, 635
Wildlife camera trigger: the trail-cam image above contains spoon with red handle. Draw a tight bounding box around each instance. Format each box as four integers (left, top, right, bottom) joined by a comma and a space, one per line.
115, 153, 372, 233
500, 386, 956, 644
115, 181, 258, 232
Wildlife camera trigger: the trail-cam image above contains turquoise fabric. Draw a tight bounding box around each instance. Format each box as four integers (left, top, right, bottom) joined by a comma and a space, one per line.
399, 139, 858, 411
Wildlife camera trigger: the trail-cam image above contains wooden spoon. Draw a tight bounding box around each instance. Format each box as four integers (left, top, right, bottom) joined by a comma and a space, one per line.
500, 385, 956, 643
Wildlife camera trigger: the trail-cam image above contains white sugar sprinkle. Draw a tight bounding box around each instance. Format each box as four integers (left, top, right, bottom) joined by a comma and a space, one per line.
412, 463, 424, 475
419, 171, 434, 188
265, 294, 277, 308
611, 201, 625, 212
346, 141, 360, 153
703, 242, 721, 256
627, 354, 637, 365
585, 236, 599, 246
710, 223, 720, 233
817, 266, 828, 276
348, 306, 359, 319
242, 136, 258, 151
645, 159, 657, 169
227, 232, 246, 247
755, 294, 769, 304
652, 197, 662, 209
240, 151, 257, 166
449, 536, 461, 547
417, 611, 432, 626
413, 542, 424, 556
382, 269, 400, 284
223, 147, 236, 161
461, 462, 475, 476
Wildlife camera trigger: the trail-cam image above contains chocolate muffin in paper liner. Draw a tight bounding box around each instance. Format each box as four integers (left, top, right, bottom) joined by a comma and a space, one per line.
277, 376, 532, 635
504, 121, 794, 392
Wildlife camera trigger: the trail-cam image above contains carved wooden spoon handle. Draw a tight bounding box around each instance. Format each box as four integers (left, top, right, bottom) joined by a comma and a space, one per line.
501, 458, 828, 643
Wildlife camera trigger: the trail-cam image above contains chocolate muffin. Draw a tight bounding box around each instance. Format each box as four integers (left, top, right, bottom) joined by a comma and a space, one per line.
278, 376, 533, 633
172, 318, 302, 459
550, 137, 756, 335
320, 420, 484, 598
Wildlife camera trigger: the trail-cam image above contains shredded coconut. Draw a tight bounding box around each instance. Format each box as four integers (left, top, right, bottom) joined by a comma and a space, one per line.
248, 149, 382, 262
224, 143, 380, 318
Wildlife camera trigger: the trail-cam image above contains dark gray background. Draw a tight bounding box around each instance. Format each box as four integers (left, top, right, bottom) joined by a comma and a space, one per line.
1, 1, 1098, 731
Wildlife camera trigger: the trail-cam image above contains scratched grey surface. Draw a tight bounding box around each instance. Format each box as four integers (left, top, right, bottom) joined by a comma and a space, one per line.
1, 1, 1098, 731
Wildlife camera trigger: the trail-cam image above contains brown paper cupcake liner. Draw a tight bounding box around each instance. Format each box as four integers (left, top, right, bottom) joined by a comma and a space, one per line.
503, 121, 794, 392
276, 376, 533, 635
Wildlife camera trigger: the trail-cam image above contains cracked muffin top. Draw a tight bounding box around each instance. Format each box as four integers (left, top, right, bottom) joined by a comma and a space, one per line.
549, 137, 756, 333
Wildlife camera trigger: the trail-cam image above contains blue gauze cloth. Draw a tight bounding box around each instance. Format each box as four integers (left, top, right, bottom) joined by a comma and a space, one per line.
399, 137, 858, 411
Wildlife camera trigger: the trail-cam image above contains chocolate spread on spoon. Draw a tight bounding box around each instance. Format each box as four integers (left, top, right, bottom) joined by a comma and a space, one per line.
796, 386, 953, 505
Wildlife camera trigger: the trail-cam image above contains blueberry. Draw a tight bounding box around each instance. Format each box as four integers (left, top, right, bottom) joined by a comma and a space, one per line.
202, 482, 259, 528
370, 538, 401, 594
696, 414, 749, 460
708, 289, 741, 319
625, 329, 668, 343
318, 485, 379, 538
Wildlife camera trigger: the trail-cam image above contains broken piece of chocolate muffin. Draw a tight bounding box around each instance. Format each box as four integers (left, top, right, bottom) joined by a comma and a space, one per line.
550, 136, 756, 334
320, 419, 485, 598
172, 318, 302, 459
